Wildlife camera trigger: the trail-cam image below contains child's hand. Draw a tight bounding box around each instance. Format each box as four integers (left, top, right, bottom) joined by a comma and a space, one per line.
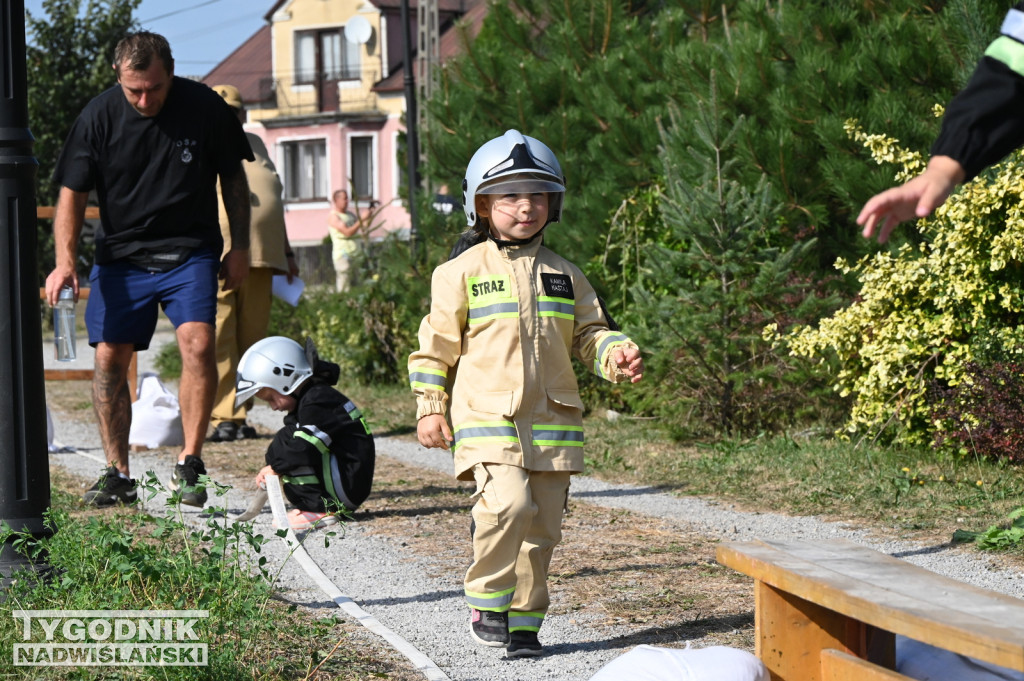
417, 414, 453, 450
255, 464, 275, 490
614, 347, 644, 383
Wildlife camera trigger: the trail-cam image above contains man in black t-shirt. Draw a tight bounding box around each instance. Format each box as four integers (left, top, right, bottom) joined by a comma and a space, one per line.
43, 31, 254, 509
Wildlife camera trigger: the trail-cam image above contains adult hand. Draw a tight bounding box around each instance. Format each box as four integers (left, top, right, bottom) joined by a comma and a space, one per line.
220, 248, 250, 291
857, 155, 965, 243
417, 414, 453, 450
44, 266, 78, 307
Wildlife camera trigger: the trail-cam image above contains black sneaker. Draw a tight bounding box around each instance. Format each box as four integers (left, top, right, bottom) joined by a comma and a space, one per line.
82, 467, 137, 507
506, 630, 543, 658
470, 609, 509, 647
169, 455, 208, 507
206, 422, 239, 442
235, 424, 258, 440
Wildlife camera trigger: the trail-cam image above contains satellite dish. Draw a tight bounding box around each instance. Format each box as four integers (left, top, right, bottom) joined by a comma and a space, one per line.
345, 16, 372, 45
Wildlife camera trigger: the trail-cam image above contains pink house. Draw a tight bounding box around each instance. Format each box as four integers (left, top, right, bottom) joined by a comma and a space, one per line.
201, 0, 484, 248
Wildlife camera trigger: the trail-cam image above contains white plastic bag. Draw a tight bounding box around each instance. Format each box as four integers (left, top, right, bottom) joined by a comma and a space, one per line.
128, 372, 184, 449
588, 644, 769, 681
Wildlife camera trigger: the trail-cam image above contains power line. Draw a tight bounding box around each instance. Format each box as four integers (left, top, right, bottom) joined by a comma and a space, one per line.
140, 0, 227, 23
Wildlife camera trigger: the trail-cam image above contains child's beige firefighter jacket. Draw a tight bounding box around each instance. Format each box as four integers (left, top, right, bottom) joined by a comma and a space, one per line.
409, 237, 639, 481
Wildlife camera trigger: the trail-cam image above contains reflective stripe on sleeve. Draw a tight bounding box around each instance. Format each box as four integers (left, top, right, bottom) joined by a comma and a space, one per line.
296, 426, 332, 455
343, 399, 371, 434
410, 367, 447, 391
986, 35, 1024, 79
531, 425, 584, 447
594, 332, 631, 378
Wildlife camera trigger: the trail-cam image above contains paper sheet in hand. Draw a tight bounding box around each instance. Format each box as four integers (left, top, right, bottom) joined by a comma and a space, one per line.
272, 275, 305, 306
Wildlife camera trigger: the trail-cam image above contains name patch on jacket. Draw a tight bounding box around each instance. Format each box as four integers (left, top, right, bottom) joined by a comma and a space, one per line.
541, 273, 574, 299
468, 274, 512, 301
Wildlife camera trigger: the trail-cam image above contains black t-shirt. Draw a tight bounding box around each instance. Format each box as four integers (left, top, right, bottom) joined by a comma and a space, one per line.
53, 76, 254, 264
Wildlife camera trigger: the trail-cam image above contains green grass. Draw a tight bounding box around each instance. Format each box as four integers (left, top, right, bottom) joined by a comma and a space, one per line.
581, 412, 1024, 544
0, 471, 410, 680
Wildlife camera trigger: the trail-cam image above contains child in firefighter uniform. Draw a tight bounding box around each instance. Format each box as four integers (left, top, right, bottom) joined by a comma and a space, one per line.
236, 336, 375, 531
409, 130, 644, 657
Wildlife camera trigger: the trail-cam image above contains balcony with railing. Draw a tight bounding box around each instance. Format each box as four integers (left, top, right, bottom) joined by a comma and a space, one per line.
256, 65, 385, 120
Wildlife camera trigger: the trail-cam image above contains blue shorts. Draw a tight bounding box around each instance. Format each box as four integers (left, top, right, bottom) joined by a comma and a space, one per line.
85, 248, 219, 351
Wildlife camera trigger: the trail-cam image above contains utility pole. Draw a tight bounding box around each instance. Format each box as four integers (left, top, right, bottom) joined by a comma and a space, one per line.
400, 0, 420, 256
0, 0, 52, 586
416, 0, 439, 170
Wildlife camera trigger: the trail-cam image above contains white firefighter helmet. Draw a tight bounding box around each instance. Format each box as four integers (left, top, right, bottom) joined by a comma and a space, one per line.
235, 336, 313, 407
462, 129, 566, 227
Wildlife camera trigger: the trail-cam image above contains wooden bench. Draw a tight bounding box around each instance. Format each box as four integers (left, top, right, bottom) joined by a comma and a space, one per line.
716, 538, 1024, 681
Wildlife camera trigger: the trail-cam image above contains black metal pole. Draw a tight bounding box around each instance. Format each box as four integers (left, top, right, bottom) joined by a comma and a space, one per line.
400, 0, 419, 257
0, 0, 52, 586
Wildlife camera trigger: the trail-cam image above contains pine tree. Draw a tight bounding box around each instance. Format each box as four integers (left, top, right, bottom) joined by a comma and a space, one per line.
634, 90, 826, 435
422, 0, 1010, 283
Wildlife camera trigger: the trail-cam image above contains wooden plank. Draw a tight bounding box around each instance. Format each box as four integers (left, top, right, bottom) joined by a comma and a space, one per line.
820, 649, 908, 681
43, 369, 94, 381
717, 539, 1024, 672
36, 206, 100, 219
754, 581, 893, 681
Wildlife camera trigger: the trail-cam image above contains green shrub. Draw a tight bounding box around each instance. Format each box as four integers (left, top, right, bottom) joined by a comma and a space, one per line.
776, 115, 1024, 444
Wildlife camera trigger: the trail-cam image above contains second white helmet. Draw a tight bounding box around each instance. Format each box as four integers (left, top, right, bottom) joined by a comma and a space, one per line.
462, 129, 565, 227
235, 336, 313, 407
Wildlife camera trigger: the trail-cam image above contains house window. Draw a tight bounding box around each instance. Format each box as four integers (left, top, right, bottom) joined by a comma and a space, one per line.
295, 28, 361, 83
282, 139, 328, 201
350, 136, 374, 202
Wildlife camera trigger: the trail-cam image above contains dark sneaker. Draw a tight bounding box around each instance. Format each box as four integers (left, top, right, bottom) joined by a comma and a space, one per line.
470, 609, 509, 647
235, 424, 258, 440
206, 422, 239, 442
169, 455, 208, 507
82, 467, 137, 507
506, 630, 543, 658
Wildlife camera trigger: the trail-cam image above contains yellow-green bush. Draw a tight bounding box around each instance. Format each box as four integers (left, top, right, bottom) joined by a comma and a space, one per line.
769, 112, 1024, 444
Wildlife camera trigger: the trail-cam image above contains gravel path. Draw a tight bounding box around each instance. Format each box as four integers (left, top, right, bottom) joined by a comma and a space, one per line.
42, 329, 1024, 680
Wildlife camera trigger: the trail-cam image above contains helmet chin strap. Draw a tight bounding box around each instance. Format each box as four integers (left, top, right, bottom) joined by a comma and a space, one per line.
487, 224, 548, 249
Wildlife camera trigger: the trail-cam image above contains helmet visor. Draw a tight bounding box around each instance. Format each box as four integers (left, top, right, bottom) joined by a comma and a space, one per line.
477, 174, 564, 195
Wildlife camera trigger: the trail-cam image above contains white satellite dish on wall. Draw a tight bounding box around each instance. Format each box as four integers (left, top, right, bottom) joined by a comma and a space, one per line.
345, 16, 373, 45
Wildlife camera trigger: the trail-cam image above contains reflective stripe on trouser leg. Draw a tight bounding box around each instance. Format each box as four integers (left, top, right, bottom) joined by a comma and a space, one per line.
509, 470, 570, 630
508, 611, 545, 633
464, 463, 536, 609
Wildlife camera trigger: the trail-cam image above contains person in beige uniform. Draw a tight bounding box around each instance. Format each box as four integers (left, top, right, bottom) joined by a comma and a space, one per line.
409, 130, 644, 658
208, 84, 298, 442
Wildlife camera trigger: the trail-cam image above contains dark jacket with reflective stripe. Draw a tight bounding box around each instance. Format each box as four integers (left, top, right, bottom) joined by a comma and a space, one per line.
409, 237, 638, 480
266, 382, 375, 512
932, 3, 1024, 181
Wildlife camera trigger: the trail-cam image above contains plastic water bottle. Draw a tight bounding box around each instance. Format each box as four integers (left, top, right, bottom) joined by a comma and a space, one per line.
54, 285, 76, 362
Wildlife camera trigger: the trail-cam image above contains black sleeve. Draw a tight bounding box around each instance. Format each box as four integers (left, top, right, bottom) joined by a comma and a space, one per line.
931, 3, 1024, 181
264, 424, 318, 475
932, 56, 1024, 181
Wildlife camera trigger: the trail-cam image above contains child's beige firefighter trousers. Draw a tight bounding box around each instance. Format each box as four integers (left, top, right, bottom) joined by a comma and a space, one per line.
464, 462, 571, 632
